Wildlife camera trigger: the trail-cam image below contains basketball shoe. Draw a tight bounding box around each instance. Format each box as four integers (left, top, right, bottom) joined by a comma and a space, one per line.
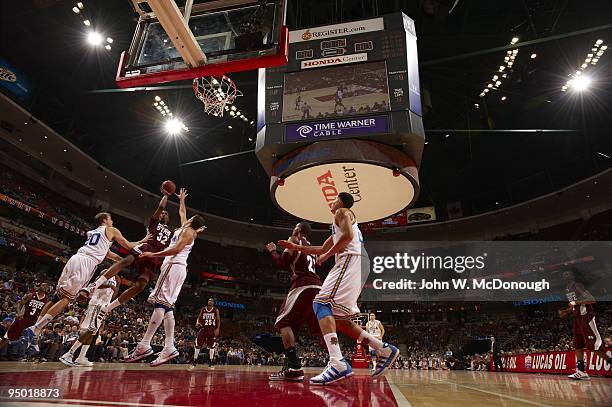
310, 357, 353, 385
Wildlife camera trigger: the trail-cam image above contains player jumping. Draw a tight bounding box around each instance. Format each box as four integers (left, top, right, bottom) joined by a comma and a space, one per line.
266, 221, 323, 381
81, 192, 172, 321
60, 274, 118, 367
23, 213, 147, 349
365, 313, 385, 372
559, 268, 612, 380
279, 192, 399, 385
193, 298, 220, 367
125, 188, 206, 367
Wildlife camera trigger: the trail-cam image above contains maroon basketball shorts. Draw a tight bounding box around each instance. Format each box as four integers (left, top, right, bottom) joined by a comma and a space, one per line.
573, 314, 603, 350
6, 317, 36, 341
275, 286, 321, 337
196, 328, 216, 348
131, 244, 162, 283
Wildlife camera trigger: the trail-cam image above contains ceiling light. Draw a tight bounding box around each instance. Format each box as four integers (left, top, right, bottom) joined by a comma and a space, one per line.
165, 118, 183, 135
104, 44, 111, 50
601, 45, 607, 51
492, 75, 499, 81
511, 37, 519, 44
83, 20, 90, 26
501, 96, 507, 101
595, 39, 603, 45
228, 125, 233, 129
530, 53, 537, 59
495, 80, 502, 86
87, 31, 103, 46
487, 83, 493, 88
570, 75, 592, 91
106, 37, 113, 44
72, 6, 80, 14
499, 66, 505, 71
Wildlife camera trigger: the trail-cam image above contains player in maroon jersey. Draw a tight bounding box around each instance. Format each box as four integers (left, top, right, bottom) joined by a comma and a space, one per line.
81, 190, 173, 321
192, 298, 221, 367
266, 221, 323, 381
559, 269, 612, 380
1, 283, 50, 344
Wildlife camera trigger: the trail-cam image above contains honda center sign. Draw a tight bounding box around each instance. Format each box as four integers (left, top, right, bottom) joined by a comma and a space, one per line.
271, 140, 419, 224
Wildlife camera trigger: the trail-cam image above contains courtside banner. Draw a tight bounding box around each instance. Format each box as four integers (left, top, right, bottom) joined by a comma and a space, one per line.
490, 349, 612, 377
289, 18, 385, 43
360, 241, 612, 302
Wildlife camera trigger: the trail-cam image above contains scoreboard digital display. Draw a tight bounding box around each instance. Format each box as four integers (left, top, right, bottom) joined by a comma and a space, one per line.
282, 61, 391, 122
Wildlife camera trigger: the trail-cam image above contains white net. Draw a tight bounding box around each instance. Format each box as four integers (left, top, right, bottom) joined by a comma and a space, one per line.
193, 76, 243, 117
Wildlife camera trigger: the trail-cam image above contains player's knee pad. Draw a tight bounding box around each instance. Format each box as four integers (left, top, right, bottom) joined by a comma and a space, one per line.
313, 302, 333, 321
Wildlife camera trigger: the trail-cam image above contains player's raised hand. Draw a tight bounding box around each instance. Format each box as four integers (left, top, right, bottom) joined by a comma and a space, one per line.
140, 251, 154, 258
176, 188, 188, 201
265, 242, 276, 252
277, 240, 297, 250
160, 186, 171, 196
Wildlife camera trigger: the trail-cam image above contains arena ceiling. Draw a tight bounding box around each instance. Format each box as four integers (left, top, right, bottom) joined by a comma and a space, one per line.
1, 0, 611, 224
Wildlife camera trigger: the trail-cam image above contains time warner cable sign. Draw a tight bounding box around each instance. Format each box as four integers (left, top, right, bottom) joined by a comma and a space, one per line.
285, 116, 388, 142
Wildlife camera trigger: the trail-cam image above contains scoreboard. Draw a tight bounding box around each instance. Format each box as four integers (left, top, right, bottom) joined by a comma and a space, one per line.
255, 13, 425, 224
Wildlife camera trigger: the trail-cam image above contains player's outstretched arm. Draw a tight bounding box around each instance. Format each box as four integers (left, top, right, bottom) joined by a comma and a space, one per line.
278, 235, 332, 256
105, 251, 122, 262
141, 228, 194, 258
574, 283, 596, 304
152, 192, 169, 220
107, 227, 151, 250
177, 188, 188, 226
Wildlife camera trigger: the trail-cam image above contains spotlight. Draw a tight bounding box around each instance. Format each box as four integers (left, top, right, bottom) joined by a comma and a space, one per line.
87, 31, 103, 46
570, 75, 591, 91
511, 37, 519, 44
72, 6, 80, 14
228, 125, 233, 129
165, 118, 184, 135
530, 53, 537, 59
106, 37, 113, 44
104, 44, 111, 51
499, 66, 505, 72
595, 39, 603, 45
155, 96, 161, 101
83, 19, 91, 26
501, 96, 507, 101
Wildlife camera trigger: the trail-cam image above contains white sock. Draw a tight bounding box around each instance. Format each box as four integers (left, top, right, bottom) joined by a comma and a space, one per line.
194, 348, 200, 360
93, 276, 108, 289
163, 311, 175, 349
209, 347, 215, 361
105, 299, 121, 313
359, 331, 385, 350
69, 340, 82, 354
79, 345, 91, 360
33, 314, 53, 334
140, 307, 165, 348
323, 333, 343, 360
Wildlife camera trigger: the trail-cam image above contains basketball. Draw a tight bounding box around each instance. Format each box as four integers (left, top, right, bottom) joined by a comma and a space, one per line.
161, 180, 176, 195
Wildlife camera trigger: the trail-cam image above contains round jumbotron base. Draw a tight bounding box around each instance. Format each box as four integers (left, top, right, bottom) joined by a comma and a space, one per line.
271, 139, 419, 224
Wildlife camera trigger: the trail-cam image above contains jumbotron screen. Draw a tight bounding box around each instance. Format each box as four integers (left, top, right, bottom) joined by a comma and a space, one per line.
282, 61, 391, 122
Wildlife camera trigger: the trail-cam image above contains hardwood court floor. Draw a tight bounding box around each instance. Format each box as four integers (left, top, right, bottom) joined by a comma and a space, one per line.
0, 362, 610, 406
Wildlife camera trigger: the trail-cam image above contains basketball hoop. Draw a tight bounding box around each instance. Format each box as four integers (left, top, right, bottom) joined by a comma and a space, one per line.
193, 76, 243, 117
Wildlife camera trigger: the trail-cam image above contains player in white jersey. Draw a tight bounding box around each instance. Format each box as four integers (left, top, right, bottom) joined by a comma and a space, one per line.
279, 192, 399, 385
24, 212, 147, 349
365, 313, 385, 371
125, 188, 206, 367
60, 274, 118, 367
